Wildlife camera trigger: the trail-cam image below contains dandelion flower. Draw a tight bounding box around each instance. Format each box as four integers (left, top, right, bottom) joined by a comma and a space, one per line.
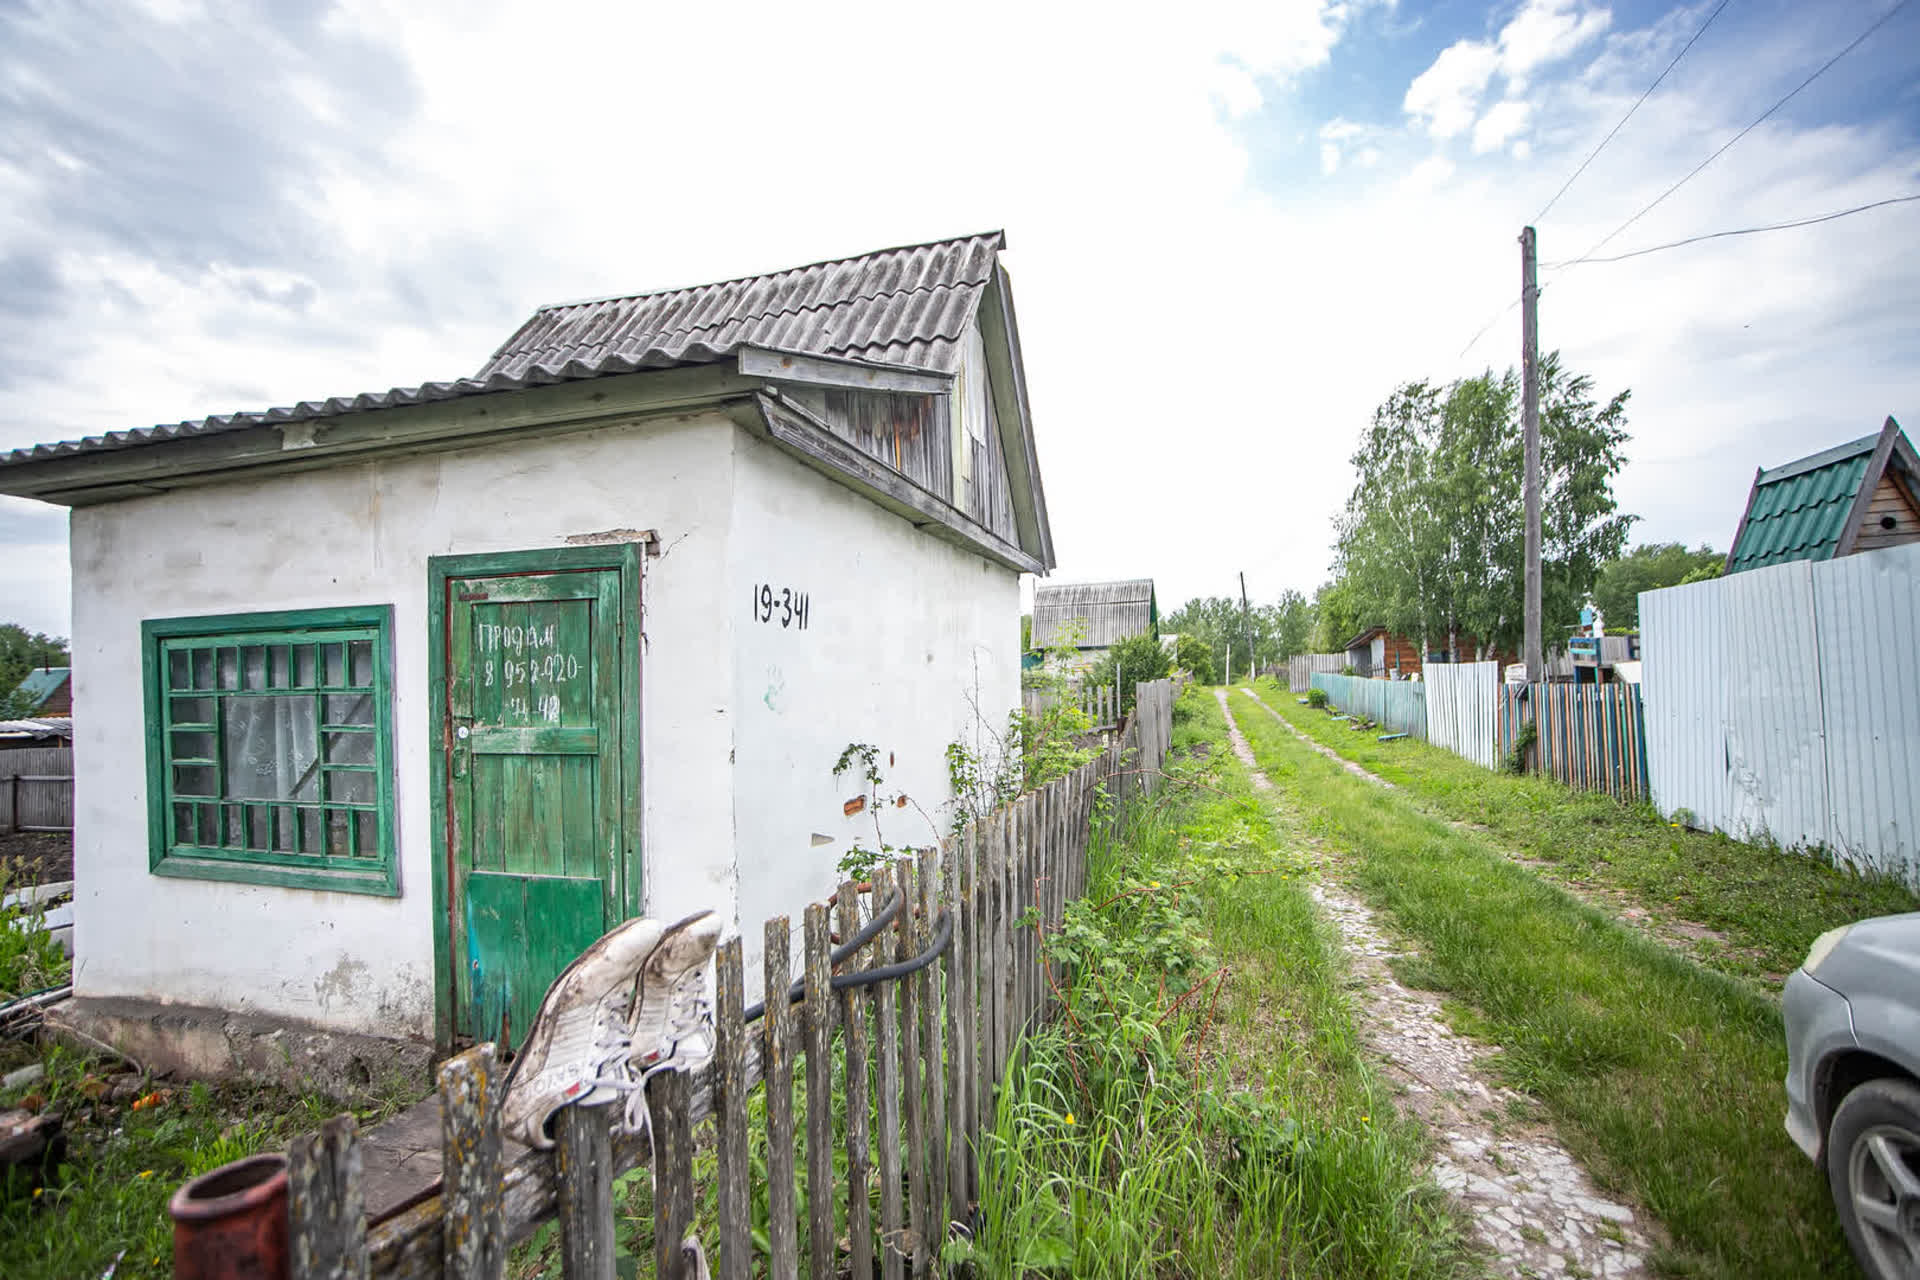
138, 1170, 154, 1179
32, 1187, 43, 1198
1065, 1112, 1076, 1126
1150, 881, 1161, 890
1361, 1115, 1370, 1123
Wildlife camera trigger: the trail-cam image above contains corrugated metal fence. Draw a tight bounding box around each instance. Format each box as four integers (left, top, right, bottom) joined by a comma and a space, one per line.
1307, 674, 1428, 739
0, 747, 73, 833
1498, 683, 1649, 800
1641, 542, 1919, 882
1287, 653, 1347, 692
1425, 662, 1501, 769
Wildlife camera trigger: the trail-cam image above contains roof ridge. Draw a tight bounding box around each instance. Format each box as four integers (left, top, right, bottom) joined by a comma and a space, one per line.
527, 230, 1005, 315
1758, 432, 1880, 484
507, 279, 982, 358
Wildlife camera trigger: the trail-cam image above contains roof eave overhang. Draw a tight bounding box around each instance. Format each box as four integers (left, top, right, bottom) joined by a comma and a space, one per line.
976, 263, 1056, 573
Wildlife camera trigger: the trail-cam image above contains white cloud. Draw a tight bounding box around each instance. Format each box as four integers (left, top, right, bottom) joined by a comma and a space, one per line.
1404, 39, 1501, 138
1473, 100, 1533, 153
1322, 142, 1342, 174
1499, 0, 1610, 89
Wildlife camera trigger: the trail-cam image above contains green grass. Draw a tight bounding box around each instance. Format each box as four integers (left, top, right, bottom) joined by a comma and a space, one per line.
968, 687, 1479, 1279
0, 1041, 416, 1280
0, 860, 70, 1002
1227, 682, 1861, 1278
1252, 676, 1918, 987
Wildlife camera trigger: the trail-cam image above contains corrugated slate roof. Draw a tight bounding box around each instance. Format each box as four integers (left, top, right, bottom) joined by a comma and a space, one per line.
1031, 579, 1157, 649
1, 231, 1005, 469
1729, 434, 1879, 572
478, 232, 1003, 382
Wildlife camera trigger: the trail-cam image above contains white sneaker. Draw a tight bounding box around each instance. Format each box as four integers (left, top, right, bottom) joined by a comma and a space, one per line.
620, 910, 722, 1137
500, 915, 665, 1150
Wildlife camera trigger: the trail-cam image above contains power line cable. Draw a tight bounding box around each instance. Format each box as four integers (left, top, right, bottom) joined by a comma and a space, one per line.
1533, 0, 1735, 224
1557, 0, 1912, 269
1545, 193, 1920, 266
1457, 282, 1551, 360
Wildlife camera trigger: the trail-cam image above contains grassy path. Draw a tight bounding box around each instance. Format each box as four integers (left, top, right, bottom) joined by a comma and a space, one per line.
1251, 676, 1916, 991
1229, 682, 1858, 1279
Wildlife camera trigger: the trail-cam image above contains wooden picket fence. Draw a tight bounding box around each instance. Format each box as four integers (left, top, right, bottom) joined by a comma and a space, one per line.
286, 686, 1177, 1279
0, 746, 74, 833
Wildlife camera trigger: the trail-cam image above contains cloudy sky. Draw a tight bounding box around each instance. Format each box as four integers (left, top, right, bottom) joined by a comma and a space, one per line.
1, 0, 1915, 638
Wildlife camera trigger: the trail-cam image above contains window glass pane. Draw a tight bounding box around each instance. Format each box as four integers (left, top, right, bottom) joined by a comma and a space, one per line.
324, 692, 375, 727
171, 696, 215, 726
222, 695, 320, 802
325, 809, 353, 857
294, 645, 318, 688
247, 806, 272, 849
302, 808, 323, 855
192, 649, 215, 690
218, 647, 239, 690
322, 643, 346, 687
354, 810, 378, 858
197, 803, 220, 846
325, 731, 376, 766
224, 804, 246, 847
173, 764, 216, 796
167, 650, 191, 690
273, 807, 299, 853
171, 730, 216, 762
348, 640, 374, 688
173, 803, 195, 843
242, 646, 268, 691
270, 646, 291, 689
326, 770, 375, 805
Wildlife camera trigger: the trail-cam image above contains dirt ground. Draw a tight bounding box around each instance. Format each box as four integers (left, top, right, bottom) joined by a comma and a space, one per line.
0, 831, 73, 885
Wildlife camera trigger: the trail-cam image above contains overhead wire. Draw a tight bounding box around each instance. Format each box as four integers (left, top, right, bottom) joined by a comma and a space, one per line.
1555, 0, 1912, 270
1532, 0, 1735, 224
1544, 193, 1920, 266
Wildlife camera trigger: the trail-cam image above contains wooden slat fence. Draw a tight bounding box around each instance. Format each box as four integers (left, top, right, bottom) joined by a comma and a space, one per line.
0, 747, 73, 833
1021, 681, 1120, 729
1498, 682, 1649, 800
286, 686, 1176, 1279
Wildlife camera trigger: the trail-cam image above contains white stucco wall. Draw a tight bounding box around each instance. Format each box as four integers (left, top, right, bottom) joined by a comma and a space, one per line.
66, 406, 1022, 1040
723, 431, 1021, 979
69, 412, 739, 1040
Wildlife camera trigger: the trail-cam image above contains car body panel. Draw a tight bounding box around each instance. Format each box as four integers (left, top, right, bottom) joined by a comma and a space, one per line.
1783, 966, 1857, 1162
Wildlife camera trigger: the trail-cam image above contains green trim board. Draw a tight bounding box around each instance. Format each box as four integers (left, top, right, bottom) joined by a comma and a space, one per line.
142, 604, 398, 896
427, 542, 645, 1051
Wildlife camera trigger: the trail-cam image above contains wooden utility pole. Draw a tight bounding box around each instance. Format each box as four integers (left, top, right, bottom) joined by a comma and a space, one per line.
1238, 572, 1255, 680
1521, 226, 1543, 683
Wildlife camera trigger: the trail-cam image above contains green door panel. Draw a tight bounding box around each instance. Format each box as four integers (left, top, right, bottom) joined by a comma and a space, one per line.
463, 871, 606, 1049
445, 565, 628, 1048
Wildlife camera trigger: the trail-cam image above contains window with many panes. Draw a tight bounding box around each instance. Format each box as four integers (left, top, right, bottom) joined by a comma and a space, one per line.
144, 606, 397, 895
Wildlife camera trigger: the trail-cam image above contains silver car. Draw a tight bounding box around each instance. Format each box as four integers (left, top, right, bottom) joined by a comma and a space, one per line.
1784, 911, 1920, 1279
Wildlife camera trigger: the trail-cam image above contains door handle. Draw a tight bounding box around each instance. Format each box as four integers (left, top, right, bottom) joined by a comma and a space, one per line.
452, 719, 473, 779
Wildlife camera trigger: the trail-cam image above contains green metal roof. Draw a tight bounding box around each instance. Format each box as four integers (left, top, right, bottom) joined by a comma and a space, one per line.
1728, 435, 1879, 573
14, 667, 68, 709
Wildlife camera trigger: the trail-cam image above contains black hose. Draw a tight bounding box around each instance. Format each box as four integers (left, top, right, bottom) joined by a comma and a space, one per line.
741, 900, 952, 1025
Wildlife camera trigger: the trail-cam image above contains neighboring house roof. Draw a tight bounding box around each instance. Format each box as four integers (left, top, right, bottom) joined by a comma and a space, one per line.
0, 716, 72, 743
1726, 417, 1920, 573
1341, 626, 1386, 651
14, 667, 68, 712
0, 231, 1005, 466
1030, 579, 1156, 649
480, 232, 1002, 382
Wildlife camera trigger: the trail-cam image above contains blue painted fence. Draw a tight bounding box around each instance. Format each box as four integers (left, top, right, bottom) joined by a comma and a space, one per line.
1308, 674, 1428, 740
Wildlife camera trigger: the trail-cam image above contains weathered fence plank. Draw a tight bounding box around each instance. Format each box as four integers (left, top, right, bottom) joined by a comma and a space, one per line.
803, 903, 835, 1279
289, 1115, 370, 1280
712, 938, 751, 1280
554, 1102, 614, 1280
836, 883, 875, 1280
917, 845, 946, 1257
896, 856, 929, 1276
649, 1069, 695, 1280
874, 864, 905, 1280
763, 916, 799, 1277
438, 1048, 503, 1280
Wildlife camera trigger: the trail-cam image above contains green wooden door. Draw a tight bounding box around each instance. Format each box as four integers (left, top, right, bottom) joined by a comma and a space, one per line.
444, 567, 626, 1048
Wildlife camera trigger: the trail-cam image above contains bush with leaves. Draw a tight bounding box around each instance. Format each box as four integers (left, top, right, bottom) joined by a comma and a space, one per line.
1173, 633, 1217, 684
1086, 633, 1172, 717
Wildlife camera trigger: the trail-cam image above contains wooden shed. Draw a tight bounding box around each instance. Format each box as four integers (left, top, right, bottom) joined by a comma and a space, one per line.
1726, 417, 1920, 573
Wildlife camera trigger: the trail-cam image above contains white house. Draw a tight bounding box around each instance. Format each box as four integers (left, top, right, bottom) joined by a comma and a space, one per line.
0, 232, 1055, 1080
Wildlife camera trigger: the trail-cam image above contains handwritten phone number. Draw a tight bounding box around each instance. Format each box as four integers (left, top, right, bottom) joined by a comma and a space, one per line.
752, 584, 811, 630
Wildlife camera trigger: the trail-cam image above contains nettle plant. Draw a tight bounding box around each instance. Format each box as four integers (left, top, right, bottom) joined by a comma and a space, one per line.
944, 627, 1104, 836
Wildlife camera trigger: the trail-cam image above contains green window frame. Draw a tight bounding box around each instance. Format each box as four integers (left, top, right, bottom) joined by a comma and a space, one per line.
143, 605, 399, 896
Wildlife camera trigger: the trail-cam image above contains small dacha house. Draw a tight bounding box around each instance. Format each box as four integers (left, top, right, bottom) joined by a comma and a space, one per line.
1726, 417, 1919, 573
0, 232, 1055, 1080
1029, 579, 1157, 666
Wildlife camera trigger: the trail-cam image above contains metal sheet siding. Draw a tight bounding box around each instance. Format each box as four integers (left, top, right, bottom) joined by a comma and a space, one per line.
1642, 576, 1732, 833
1642, 543, 1919, 884
1812, 542, 1920, 876
1426, 662, 1500, 770
1030, 580, 1156, 650
1307, 675, 1428, 739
